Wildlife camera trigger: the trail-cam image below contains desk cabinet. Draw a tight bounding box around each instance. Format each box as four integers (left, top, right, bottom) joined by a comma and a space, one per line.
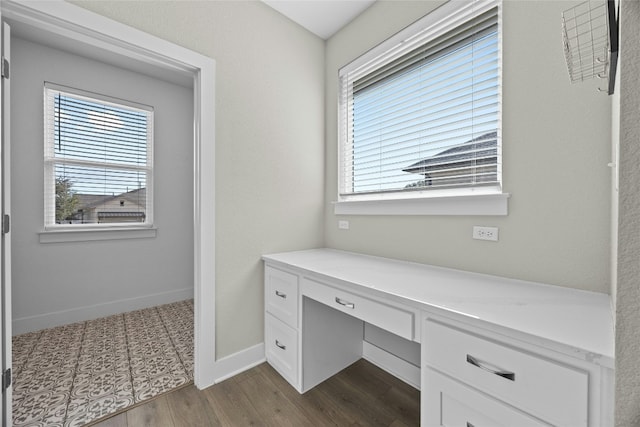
302, 277, 415, 341
424, 368, 547, 427
264, 266, 300, 390
262, 249, 614, 427
422, 317, 592, 426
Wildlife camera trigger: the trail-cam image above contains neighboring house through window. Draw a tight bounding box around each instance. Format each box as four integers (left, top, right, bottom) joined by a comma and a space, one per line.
44, 83, 153, 228
337, 0, 506, 215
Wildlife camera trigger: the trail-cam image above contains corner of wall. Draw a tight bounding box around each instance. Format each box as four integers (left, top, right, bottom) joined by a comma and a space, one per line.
615, 1, 640, 425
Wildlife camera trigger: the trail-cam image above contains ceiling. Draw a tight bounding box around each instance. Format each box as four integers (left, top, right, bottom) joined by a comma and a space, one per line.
261, 0, 376, 39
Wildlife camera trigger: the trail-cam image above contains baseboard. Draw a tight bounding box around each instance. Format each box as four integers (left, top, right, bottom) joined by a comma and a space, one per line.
210, 343, 266, 385
362, 341, 421, 390
12, 287, 193, 335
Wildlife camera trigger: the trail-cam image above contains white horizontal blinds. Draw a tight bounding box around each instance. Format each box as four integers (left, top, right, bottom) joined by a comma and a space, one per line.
339, 0, 500, 196
44, 84, 153, 226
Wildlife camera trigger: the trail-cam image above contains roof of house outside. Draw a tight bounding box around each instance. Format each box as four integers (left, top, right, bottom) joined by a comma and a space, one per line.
75, 188, 147, 210
402, 131, 498, 175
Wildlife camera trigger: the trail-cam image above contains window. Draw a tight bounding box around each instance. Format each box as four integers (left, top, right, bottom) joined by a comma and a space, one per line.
337, 0, 505, 215
44, 83, 153, 229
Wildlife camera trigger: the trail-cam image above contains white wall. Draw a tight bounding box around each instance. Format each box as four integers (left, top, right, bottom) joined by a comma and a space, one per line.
324, 1, 611, 294
11, 36, 194, 333
70, 0, 326, 359
614, 1, 640, 425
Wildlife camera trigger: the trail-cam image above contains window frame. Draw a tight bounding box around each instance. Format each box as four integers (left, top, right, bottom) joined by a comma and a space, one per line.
335, 0, 508, 216
42, 82, 155, 234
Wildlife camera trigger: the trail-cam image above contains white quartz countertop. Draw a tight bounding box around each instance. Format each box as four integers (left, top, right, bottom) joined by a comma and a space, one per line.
263, 248, 614, 369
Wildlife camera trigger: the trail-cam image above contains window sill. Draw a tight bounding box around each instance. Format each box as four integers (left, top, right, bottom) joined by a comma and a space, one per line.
333, 193, 510, 216
39, 226, 157, 243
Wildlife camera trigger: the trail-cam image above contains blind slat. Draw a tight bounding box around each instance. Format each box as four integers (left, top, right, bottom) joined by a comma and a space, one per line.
352, 92, 499, 147
351, 113, 499, 161
353, 22, 496, 93
351, 56, 499, 118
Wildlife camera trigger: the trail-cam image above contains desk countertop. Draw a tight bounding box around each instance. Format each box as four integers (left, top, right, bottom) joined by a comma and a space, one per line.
263, 248, 614, 369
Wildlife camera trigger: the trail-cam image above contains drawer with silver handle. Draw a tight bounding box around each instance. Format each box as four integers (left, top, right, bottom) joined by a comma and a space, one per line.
302, 277, 414, 341
423, 318, 588, 427
265, 313, 298, 387
423, 368, 548, 427
265, 266, 299, 328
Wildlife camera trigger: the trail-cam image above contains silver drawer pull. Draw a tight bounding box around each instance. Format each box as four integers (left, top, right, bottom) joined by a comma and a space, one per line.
275, 340, 286, 350
335, 297, 355, 309
466, 354, 515, 381
275, 290, 287, 298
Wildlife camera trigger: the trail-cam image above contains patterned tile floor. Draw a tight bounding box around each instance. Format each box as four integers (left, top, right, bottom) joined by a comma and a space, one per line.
12, 299, 194, 427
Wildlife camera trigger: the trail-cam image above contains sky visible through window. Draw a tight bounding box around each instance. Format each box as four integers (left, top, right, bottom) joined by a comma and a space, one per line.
351, 30, 499, 193
53, 93, 149, 196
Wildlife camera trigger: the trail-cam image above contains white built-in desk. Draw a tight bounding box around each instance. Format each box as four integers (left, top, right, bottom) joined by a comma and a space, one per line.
262, 249, 614, 426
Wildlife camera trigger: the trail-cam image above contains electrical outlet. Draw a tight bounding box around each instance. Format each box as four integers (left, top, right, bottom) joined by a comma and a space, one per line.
473, 226, 499, 241
338, 220, 350, 230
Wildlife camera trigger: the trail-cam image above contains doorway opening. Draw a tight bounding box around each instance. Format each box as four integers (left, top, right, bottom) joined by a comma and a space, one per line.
0, 2, 216, 425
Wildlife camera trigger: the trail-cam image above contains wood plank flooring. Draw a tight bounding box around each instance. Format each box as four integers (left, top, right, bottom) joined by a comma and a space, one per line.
89, 359, 420, 427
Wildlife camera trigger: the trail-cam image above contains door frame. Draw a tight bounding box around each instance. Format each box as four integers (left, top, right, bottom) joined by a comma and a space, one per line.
0, 0, 217, 389
1, 19, 10, 427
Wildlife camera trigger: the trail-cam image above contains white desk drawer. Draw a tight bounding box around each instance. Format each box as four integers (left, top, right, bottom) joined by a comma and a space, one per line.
302, 278, 414, 340
265, 266, 298, 328
424, 319, 588, 427
265, 313, 298, 387
423, 368, 547, 427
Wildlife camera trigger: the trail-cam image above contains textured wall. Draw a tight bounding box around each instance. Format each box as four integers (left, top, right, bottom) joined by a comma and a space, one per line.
70, 1, 326, 359
325, 0, 612, 293
615, 1, 640, 425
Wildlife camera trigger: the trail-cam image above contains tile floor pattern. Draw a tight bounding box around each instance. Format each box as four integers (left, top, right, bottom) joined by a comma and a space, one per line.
12, 299, 194, 427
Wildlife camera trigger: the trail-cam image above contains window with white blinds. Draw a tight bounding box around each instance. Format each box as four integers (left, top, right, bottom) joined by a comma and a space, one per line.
338, 0, 501, 202
44, 84, 153, 228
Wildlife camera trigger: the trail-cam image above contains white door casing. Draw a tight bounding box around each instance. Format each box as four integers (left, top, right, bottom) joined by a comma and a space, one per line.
0, 18, 10, 427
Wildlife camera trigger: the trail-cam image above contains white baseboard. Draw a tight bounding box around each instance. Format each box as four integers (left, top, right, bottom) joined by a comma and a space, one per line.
12, 287, 193, 335
210, 343, 266, 386
363, 341, 421, 390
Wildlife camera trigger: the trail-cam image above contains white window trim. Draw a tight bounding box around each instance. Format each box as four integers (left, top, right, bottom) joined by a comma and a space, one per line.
39, 226, 157, 244
43, 83, 154, 232
334, 192, 509, 216
336, 0, 507, 216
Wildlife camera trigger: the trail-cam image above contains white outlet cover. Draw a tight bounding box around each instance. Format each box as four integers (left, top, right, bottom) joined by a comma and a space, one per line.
473, 226, 499, 241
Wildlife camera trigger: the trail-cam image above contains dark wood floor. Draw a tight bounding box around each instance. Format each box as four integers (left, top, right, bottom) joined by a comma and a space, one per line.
89, 359, 420, 427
